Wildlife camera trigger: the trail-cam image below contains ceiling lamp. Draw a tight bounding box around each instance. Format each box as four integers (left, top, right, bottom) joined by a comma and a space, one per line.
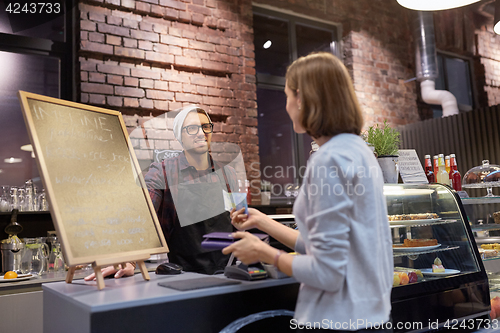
397, 0, 481, 11
495, 0, 500, 35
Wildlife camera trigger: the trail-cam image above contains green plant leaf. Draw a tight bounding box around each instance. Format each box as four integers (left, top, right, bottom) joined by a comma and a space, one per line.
363, 120, 400, 156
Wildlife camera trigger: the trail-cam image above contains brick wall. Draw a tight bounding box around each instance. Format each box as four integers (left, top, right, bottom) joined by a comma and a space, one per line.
476, 24, 500, 107
78, 0, 500, 202
78, 0, 258, 194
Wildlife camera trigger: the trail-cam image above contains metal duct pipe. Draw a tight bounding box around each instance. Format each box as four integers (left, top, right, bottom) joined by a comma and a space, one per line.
413, 11, 459, 117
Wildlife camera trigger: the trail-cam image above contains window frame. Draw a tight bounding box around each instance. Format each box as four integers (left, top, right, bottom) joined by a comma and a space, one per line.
0, 0, 77, 101
253, 5, 341, 188
431, 50, 477, 117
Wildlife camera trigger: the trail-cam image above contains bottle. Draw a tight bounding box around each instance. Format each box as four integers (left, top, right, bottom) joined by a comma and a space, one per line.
445, 155, 451, 174
433, 155, 439, 176
436, 154, 450, 185
449, 154, 462, 191
424, 155, 435, 183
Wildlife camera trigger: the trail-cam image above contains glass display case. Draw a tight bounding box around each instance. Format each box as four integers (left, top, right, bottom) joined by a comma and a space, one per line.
385, 184, 490, 332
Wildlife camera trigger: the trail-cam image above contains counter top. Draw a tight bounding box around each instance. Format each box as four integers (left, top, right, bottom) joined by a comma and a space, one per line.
0, 262, 159, 295
43, 271, 298, 313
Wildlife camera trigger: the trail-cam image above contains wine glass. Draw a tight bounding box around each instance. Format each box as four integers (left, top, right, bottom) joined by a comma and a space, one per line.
285, 184, 294, 205
0, 185, 11, 212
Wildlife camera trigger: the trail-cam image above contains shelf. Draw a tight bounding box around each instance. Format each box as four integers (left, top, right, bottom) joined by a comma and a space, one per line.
472, 224, 500, 232
392, 245, 460, 258
0, 211, 50, 215
461, 197, 500, 205
389, 219, 459, 229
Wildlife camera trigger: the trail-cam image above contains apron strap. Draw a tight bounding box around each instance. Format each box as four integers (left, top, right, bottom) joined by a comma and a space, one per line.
210, 155, 237, 208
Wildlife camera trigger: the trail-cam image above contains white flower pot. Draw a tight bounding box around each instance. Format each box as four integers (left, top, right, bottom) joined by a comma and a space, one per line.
378, 155, 399, 183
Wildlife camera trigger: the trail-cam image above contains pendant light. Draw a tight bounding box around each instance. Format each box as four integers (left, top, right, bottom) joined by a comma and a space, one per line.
495, 0, 500, 35
397, 0, 481, 11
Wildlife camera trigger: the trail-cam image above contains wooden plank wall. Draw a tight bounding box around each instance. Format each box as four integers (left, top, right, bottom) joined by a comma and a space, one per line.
398, 105, 500, 197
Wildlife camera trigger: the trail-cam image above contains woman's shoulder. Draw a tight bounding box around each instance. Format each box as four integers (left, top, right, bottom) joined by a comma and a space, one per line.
312, 135, 365, 162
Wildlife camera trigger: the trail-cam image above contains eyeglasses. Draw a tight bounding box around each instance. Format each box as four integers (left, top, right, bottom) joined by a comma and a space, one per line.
182, 123, 214, 135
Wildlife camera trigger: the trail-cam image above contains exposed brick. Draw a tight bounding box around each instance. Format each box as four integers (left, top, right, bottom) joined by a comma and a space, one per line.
140, 98, 154, 109
160, 35, 189, 47
121, 0, 135, 9
81, 41, 114, 55
107, 74, 123, 85
154, 100, 169, 110
164, 8, 179, 20
123, 38, 137, 48
107, 96, 123, 107
192, 13, 205, 26
131, 68, 161, 80
81, 93, 89, 103
159, 0, 186, 10
81, 71, 88, 81
89, 72, 106, 83
106, 35, 122, 46
114, 47, 145, 59
138, 40, 153, 50
97, 23, 130, 37
147, 89, 175, 100
175, 93, 203, 104
131, 29, 159, 42
123, 18, 139, 29
89, 12, 106, 23
98, 63, 130, 76
124, 97, 140, 107
140, 79, 154, 88
178, 10, 191, 23
115, 86, 145, 98
107, 15, 122, 26
175, 55, 202, 68
89, 94, 106, 105
136, 2, 151, 13
189, 40, 215, 52
82, 82, 114, 95
124, 77, 139, 86
89, 32, 105, 43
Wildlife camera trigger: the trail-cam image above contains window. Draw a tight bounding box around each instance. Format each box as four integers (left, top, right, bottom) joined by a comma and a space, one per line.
0, 0, 74, 192
253, 6, 340, 200
432, 52, 474, 118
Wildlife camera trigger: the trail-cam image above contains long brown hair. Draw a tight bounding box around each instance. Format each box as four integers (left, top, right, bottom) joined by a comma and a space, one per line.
286, 52, 363, 138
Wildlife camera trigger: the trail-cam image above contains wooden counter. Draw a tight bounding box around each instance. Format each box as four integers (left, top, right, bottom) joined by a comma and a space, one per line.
43, 272, 299, 333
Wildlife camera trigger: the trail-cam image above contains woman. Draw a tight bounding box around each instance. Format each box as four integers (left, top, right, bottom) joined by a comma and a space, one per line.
222, 52, 393, 332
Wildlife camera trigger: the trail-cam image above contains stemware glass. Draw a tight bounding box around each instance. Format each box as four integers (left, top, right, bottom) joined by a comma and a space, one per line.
0, 185, 11, 212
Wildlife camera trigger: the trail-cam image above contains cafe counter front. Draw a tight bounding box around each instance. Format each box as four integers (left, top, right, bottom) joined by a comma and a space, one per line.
43, 272, 300, 333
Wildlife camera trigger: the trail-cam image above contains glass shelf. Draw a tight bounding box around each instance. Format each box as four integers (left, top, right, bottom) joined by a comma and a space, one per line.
461, 197, 500, 205
389, 219, 459, 229
392, 245, 460, 258
471, 224, 500, 232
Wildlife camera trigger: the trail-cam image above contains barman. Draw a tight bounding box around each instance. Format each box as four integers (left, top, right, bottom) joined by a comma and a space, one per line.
85, 105, 238, 280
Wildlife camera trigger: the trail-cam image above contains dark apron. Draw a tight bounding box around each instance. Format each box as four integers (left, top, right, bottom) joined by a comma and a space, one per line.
165, 162, 234, 275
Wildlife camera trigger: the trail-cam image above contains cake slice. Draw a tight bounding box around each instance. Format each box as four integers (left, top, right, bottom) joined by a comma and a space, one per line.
432, 257, 445, 273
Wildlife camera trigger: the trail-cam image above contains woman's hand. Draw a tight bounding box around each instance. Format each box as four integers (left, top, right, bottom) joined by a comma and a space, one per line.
230, 207, 267, 231
222, 231, 274, 265
83, 262, 135, 281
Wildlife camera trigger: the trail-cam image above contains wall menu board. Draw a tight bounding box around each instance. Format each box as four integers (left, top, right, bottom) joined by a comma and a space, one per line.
18, 91, 168, 269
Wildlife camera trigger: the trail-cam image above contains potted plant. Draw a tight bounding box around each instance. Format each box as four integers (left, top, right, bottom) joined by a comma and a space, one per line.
363, 120, 401, 183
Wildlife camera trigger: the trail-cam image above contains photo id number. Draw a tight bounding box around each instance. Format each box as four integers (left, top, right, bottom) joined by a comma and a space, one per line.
5, 2, 62, 14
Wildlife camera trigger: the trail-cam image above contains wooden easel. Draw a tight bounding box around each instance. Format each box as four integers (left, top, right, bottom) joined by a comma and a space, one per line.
65, 254, 154, 290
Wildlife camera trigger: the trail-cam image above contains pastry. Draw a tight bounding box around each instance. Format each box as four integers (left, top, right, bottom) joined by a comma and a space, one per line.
394, 267, 423, 278
432, 257, 445, 273
388, 213, 438, 221
494, 211, 500, 224
404, 238, 438, 247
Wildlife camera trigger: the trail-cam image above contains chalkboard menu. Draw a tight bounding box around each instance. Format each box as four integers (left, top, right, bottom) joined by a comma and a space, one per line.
18, 91, 168, 267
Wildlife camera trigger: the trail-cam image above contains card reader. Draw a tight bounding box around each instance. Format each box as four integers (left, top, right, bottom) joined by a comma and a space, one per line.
224, 263, 268, 281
